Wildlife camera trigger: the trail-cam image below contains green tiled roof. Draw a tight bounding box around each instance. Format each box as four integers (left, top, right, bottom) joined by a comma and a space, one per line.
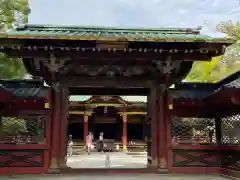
69, 96, 147, 103
121, 96, 147, 102
0, 24, 234, 43
69, 95, 91, 102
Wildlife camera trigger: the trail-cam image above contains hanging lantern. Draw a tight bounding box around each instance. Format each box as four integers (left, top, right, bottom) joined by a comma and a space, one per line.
104, 107, 108, 113
100, 96, 111, 101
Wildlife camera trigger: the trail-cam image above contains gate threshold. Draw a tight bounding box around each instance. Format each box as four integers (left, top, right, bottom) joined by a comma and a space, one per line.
58, 168, 158, 174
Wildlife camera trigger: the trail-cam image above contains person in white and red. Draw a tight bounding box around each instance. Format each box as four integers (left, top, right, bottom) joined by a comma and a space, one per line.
86, 132, 94, 155
99, 132, 104, 153
67, 135, 73, 156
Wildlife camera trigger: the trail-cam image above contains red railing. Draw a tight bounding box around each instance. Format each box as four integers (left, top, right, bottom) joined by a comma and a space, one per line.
0, 135, 46, 144
172, 136, 214, 145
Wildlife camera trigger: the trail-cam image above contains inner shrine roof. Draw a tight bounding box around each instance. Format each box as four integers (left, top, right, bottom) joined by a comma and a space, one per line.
0, 24, 234, 43
69, 95, 147, 103
224, 78, 240, 88
222, 71, 240, 88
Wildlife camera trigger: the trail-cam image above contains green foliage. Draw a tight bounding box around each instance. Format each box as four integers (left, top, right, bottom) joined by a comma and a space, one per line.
185, 57, 221, 82
0, 117, 27, 136
217, 21, 240, 40
215, 21, 240, 78
185, 21, 240, 83
0, 0, 30, 79
0, 0, 30, 30
0, 53, 27, 79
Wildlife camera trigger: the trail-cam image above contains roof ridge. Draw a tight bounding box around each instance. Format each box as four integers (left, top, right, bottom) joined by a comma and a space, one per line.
17, 24, 201, 34
219, 71, 240, 86
4, 24, 233, 43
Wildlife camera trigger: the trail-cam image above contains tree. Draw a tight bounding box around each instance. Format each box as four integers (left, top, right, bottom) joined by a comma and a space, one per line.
0, 0, 30, 79
184, 21, 240, 83
0, 54, 27, 79
185, 56, 221, 82
0, 117, 27, 136
215, 21, 240, 77
0, 0, 30, 30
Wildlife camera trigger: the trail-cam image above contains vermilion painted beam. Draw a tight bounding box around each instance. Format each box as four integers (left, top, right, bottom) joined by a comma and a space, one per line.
173, 89, 240, 108
60, 76, 155, 88
173, 99, 204, 107
170, 108, 209, 117
69, 87, 148, 95
204, 89, 239, 105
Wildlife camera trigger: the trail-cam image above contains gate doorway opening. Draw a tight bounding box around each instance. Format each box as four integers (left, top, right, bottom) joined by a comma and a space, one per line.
66, 94, 148, 169
68, 122, 84, 140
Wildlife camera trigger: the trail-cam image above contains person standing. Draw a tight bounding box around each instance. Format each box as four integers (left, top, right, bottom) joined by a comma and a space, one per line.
67, 135, 73, 156
99, 132, 104, 153
86, 132, 94, 155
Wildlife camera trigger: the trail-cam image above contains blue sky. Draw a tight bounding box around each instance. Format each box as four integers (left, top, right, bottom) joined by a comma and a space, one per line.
28, 0, 240, 35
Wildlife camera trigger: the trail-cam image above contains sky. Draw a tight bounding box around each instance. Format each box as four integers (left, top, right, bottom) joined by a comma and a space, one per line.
28, 0, 240, 36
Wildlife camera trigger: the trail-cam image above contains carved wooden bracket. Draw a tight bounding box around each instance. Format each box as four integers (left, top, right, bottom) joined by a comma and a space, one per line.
36, 53, 70, 73
52, 82, 60, 92
153, 58, 182, 75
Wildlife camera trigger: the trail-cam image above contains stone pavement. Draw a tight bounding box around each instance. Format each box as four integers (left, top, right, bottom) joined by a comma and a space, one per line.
0, 174, 229, 180
67, 152, 147, 169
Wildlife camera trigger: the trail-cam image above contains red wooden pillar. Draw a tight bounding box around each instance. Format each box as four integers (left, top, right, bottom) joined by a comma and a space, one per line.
157, 92, 168, 172
149, 86, 158, 168
122, 114, 127, 151
59, 87, 69, 168
84, 114, 89, 140
166, 95, 173, 172
49, 89, 61, 171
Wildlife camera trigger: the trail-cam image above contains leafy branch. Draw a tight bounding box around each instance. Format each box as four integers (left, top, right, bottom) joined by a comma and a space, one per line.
0, 0, 30, 79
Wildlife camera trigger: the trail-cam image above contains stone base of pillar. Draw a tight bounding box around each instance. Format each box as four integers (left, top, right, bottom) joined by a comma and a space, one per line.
148, 158, 158, 168
157, 168, 169, 173
159, 157, 167, 168
48, 168, 60, 173
157, 157, 168, 173
49, 158, 59, 169
48, 158, 60, 173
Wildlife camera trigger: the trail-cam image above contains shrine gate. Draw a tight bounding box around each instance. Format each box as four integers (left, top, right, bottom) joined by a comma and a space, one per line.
0, 24, 239, 178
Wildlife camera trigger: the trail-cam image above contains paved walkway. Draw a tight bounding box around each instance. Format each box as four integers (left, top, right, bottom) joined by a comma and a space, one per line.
0, 174, 229, 180
67, 152, 147, 169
